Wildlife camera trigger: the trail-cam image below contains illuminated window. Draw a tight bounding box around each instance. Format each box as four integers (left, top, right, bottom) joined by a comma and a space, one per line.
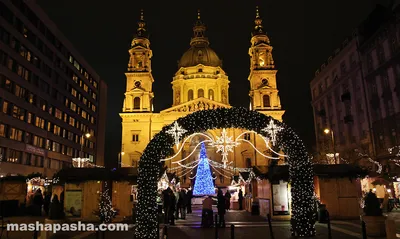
55, 108, 62, 119
52, 142, 60, 152
208, 89, 214, 100
27, 113, 33, 124
71, 88, 77, 97
83, 84, 88, 92
69, 116, 75, 126
9, 127, 23, 141
7, 149, 22, 164
70, 102, 76, 111
0, 123, 7, 137
2, 101, 9, 114
53, 125, 61, 136
92, 104, 96, 112
72, 74, 78, 83
92, 92, 97, 100
81, 110, 87, 119
82, 97, 87, 105
35, 117, 45, 129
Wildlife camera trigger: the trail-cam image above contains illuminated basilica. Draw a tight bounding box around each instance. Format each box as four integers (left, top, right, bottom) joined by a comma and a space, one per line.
120, 8, 285, 187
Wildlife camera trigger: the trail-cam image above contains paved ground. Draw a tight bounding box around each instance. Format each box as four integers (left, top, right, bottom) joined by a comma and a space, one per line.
6, 205, 400, 238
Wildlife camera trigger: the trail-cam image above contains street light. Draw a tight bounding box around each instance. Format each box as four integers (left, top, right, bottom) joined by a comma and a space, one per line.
324, 128, 337, 164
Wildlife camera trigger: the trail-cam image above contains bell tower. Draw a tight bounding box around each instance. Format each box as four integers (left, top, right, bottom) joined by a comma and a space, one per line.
248, 6, 284, 121
123, 10, 154, 112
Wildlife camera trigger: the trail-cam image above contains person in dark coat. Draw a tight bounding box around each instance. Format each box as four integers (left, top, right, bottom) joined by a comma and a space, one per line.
43, 192, 52, 216
169, 190, 176, 225
186, 188, 193, 213
238, 189, 243, 210
217, 189, 226, 227
49, 195, 63, 219
162, 187, 172, 224
178, 189, 186, 219
33, 189, 44, 216
225, 191, 231, 211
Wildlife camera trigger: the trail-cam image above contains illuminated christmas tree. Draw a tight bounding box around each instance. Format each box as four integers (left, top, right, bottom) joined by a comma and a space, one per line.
94, 182, 117, 223
193, 143, 215, 195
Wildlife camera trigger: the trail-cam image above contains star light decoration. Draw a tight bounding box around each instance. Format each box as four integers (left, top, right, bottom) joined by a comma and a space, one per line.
261, 119, 284, 146
166, 121, 187, 149
209, 128, 240, 168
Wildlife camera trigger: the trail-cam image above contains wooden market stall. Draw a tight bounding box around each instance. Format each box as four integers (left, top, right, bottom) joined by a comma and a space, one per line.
252, 164, 367, 220
53, 167, 137, 220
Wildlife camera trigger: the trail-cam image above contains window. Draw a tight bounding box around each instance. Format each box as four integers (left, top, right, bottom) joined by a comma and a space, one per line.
53, 125, 61, 136
35, 117, 45, 129
33, 135, 44, 148
25, 132, 32, 144
9, 127, 23, 141
132, 134, 139, 142
0, 123, 7, 137
52, 142, 60, 153
133, 97, 140, 109
55, 108, 62, 119
71, 87, 77, 97
198, 89, 204, 98
263, 95, 270, 107
7, 149, 22, 164
26, 112, 33, 124
188, 89, 193, 101
12, 105, 25, 120
14, 84, 26, 98
66, 116, 74, 126
2, 101, 9, 114
208, 89, 214, 100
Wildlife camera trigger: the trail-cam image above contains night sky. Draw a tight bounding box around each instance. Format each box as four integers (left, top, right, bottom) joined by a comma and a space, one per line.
36, 0, 386, 164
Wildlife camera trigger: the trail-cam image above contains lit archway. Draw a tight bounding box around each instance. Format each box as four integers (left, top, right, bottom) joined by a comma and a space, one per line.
135, 107, 315, 238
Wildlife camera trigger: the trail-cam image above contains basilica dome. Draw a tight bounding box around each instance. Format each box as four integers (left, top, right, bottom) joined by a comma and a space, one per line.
178, 45, 222, 68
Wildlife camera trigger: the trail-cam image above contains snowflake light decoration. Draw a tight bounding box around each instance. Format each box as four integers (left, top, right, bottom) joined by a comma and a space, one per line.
209, 128, 240, 168
261, 119, 283, 146
166, 121, 187, 149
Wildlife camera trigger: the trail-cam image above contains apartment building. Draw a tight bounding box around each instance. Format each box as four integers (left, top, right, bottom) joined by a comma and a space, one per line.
0, 0, 107, 177
311, 4, 400, 169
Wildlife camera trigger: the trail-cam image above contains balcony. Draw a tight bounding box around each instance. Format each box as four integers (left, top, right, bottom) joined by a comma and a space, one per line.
341, 92, 351, 102
344, 115, 354, 124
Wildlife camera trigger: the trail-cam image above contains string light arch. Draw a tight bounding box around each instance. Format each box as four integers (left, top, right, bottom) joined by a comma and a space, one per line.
135, 107, 315, 238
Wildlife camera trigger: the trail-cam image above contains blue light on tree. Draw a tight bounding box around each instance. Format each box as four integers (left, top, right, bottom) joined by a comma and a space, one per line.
193, 143, 215, 195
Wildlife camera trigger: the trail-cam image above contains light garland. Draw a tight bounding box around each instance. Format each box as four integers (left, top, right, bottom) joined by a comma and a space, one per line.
136, 107, 316, 238
355, 149, 382, 174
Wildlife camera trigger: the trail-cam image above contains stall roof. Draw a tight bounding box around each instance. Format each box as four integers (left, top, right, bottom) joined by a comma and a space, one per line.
54, 167, 138, 184
254, 164, 367, 181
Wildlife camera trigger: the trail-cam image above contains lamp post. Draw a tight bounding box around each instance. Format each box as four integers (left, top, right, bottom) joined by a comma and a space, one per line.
118, 151, 125, 167
324, 128, 337, 164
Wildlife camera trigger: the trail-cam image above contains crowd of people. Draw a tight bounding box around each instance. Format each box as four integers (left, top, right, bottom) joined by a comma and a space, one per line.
161, 187, 193, 225
26, 188, 64, 218
161, 186, 244, 228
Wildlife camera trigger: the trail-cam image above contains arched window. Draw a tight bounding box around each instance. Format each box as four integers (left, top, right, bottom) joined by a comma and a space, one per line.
198, 89, 204, 98
133, 97, 141, 109
263, 95, 270, 107
188, 89, 194, 101
208, 89, 214, 100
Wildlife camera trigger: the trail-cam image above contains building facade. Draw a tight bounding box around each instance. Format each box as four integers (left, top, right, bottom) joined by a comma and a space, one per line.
311, 4, 400, 168
120, 9, 284, 187
358, 4, 400, 163
0, 0, 107, 177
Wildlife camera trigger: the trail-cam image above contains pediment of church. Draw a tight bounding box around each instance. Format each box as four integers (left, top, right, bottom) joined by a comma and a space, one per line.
160, 98, 231, 114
